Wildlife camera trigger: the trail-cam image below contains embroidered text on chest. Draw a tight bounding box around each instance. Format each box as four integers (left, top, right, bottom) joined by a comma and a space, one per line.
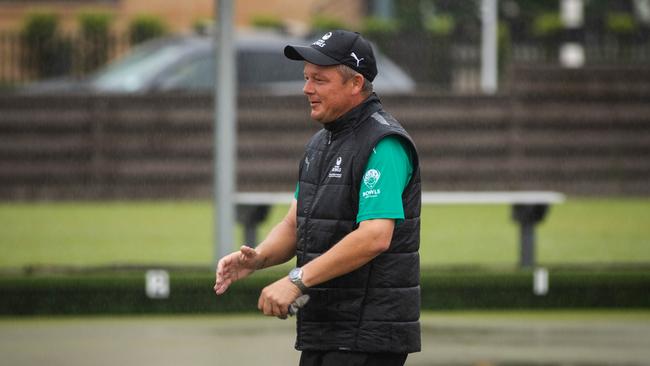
328, 156, 343, 178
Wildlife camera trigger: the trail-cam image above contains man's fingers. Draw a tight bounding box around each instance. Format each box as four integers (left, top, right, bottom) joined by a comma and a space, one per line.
215, 254, 236, 295
240, 245, 256, 256
261, 299, 270, 315
258, 290, 275, 316
216, 256, 230, 279
214, 278, 232, 295
258, 293, 290, 317
240, 246, 257, 264
214, 283, 226, 295
216, 264, 236, 286
272, 302, 283, 317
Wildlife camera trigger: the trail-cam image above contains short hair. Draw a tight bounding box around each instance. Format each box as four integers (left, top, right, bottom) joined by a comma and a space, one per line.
336, 64, 373, 96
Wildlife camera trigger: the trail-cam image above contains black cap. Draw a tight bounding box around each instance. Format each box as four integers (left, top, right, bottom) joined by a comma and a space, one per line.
284, 30, 378, 82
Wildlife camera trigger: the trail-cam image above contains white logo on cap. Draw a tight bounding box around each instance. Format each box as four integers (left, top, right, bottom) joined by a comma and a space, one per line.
351, 52, 365, 67
313, 32, 332, 48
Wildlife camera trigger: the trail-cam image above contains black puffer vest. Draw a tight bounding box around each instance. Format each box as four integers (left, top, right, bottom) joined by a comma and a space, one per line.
295, 94, 421, 354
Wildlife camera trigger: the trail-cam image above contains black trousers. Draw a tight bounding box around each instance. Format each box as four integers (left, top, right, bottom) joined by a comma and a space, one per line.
299, 350, 408, 366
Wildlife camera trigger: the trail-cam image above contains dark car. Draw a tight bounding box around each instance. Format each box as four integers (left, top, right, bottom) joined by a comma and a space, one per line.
22, 31, 415, 95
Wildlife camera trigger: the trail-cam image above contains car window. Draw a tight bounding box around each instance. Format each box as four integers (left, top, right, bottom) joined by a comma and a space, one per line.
156, 55, 214, 91
80, 35, 414, 94
156, 49, 305, 91
91, 42, 191, 92
238, 50, 304, 85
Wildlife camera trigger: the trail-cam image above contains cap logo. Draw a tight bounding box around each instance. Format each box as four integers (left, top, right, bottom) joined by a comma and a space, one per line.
350, 52, 364, 67
312, 32, 332, 48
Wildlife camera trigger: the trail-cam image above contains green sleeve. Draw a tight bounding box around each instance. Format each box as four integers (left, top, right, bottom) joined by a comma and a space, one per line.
357, 135, 413, 224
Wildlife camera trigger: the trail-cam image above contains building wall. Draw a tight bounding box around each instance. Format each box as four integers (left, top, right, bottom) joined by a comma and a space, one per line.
0, 0, 366, 34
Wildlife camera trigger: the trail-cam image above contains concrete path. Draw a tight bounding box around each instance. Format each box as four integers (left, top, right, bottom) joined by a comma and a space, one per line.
1, 311, 648, 366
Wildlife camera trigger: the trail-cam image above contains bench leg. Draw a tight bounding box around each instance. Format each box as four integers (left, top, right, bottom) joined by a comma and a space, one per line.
512, 204, 549, 268
520, 221, 535, 269
236, 204, 271, 246
244, 224, 257, 247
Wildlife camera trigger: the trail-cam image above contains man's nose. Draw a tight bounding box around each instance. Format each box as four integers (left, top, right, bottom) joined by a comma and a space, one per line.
303, 79, 314, 95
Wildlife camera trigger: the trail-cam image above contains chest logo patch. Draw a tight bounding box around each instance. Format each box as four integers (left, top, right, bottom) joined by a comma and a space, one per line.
328, 156, 343, 178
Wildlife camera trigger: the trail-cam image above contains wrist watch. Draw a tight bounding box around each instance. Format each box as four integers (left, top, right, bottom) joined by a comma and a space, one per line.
288, 267, 308, 293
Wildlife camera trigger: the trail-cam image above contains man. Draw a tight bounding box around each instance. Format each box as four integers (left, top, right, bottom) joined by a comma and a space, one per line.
214, 30, 421, 366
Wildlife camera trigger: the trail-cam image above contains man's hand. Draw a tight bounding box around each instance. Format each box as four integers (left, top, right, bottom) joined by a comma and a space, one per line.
214, 245, 260, 295
258, 277, 302, 319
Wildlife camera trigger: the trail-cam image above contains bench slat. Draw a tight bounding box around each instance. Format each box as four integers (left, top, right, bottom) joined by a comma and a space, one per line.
234, 191, 566, 205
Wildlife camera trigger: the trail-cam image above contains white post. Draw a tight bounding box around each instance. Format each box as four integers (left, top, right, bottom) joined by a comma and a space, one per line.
481, 0, 498, 94
533, 267, 549, 296
145, 270, 170, 299
214, 0, 237, 263
560, 0, 585, 68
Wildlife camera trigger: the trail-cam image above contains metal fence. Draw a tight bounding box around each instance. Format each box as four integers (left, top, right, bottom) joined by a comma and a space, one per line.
374, 34, 650, 94
0, 32, 130, 86
1, 28, 650, 94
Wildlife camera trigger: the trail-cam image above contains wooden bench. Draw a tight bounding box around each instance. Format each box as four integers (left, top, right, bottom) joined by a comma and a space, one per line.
235, 191, 565, 269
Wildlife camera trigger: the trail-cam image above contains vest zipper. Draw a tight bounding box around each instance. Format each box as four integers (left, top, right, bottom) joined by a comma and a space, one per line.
297, 136, 330, 349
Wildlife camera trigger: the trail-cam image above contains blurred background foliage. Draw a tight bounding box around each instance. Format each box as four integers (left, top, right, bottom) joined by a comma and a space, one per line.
77, 11, 113, 73
12, 10, 169, 81
20, 11, 72, 78
128, 14, 168, 45
3, 0, 649, 89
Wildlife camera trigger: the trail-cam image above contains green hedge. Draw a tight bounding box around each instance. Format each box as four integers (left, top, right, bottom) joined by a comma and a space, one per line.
1, 268, 648, 315
77, 11, 114, 73
21, 11, 72, 78
129, 15, 167, 45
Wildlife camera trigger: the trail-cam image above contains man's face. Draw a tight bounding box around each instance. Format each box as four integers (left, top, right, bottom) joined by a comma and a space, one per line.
302, 63, 358, 124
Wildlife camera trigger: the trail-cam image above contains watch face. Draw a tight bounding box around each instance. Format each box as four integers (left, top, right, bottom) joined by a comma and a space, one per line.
290, 267, 302, 281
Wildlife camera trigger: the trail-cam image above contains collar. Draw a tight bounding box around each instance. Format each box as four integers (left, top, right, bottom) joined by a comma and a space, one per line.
323, 94, 382, 137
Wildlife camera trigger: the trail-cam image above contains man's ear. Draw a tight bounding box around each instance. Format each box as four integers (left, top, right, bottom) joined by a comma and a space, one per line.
351, 73, 365, 94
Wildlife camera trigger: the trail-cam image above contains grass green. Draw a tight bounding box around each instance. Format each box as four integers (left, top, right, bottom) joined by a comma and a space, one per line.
0, 198, 648, 269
